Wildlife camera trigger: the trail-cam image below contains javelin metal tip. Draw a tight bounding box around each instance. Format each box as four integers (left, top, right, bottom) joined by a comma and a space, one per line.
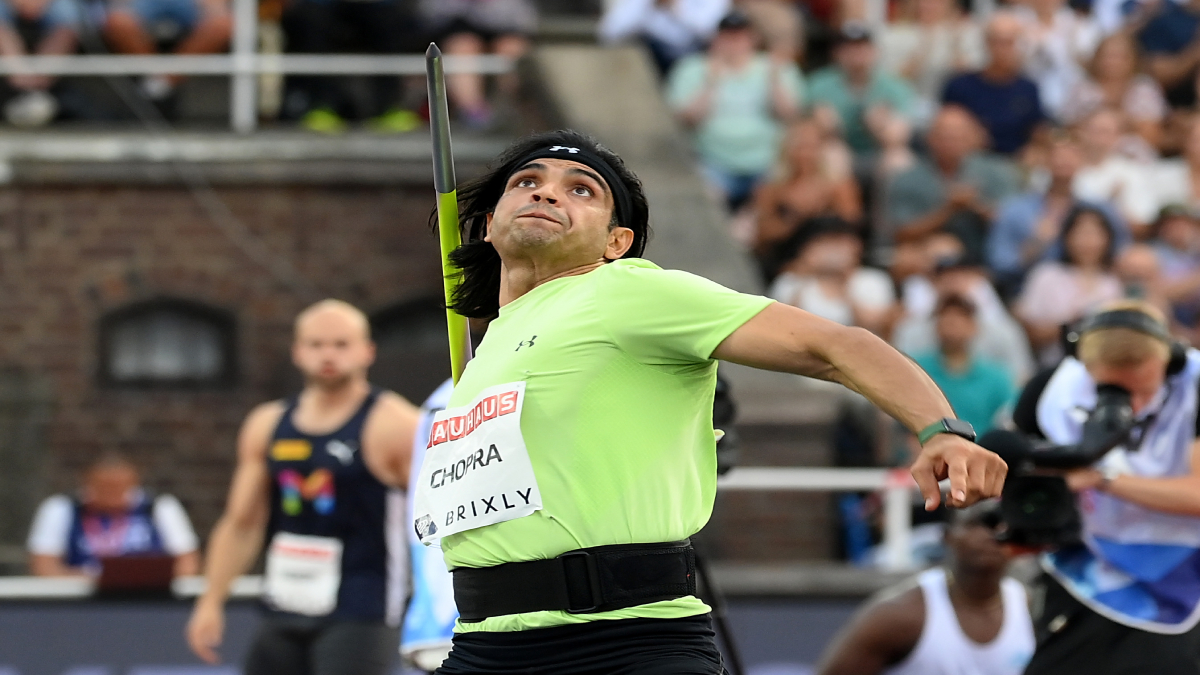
426, 43, 442, 59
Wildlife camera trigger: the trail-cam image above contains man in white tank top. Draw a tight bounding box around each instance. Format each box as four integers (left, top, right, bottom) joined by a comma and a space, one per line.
816, 502, 1034, 675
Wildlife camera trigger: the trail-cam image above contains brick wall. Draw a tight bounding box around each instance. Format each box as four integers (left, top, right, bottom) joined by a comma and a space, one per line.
0, 183, 447, 545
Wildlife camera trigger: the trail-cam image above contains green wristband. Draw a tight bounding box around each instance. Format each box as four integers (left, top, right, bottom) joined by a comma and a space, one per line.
917, 418, 976, 445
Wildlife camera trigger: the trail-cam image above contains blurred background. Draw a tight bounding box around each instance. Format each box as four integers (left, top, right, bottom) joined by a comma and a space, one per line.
0, 0, 1197, 670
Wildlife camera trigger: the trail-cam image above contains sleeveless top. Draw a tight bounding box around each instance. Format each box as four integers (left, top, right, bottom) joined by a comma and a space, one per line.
65, 492, 165, 569
885, 568, 1034, 675
402, 378, 459, 658
265, 388, 405, 625
1037, 351, 1200, 633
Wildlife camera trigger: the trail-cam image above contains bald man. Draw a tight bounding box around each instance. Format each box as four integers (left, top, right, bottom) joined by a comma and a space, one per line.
941, 13, 1045, 156
889, 104, 1019, 259
186, 299, 419, 675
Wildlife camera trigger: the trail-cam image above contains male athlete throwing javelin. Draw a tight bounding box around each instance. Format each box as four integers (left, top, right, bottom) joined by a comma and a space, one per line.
412, 130, 1008, 675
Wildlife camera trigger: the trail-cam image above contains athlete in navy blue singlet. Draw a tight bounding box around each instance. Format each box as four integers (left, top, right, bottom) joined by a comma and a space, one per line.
186, 300, 419, 675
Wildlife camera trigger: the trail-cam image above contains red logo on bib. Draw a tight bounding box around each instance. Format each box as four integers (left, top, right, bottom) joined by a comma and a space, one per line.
427, 390, 521, 448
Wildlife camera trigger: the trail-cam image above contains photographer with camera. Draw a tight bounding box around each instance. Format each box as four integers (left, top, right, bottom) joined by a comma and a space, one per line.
1009, 300, 1200, 674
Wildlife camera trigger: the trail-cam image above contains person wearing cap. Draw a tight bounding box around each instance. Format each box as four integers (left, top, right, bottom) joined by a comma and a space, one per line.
913, 295, 1015, 435
415, 129, 1006, 673
806, 21, 917, 155
666, 10, 805, 211
941, 12, 1046, 156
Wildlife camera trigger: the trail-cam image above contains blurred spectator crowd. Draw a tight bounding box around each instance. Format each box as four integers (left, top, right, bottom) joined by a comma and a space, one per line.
617, 0, 1200, 439
0, 0, 538, 129
610, 0, 1200, 561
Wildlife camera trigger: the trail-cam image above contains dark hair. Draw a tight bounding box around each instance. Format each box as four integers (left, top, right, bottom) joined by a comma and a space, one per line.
439, 130, 651, 319
935, 293, 977, 318
777, 215, 857, 263
1059, 204, 1117, 268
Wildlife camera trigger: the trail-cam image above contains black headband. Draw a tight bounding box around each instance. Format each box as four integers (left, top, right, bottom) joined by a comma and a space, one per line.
506, 145, 636, 238
1073, 309, 1171, 343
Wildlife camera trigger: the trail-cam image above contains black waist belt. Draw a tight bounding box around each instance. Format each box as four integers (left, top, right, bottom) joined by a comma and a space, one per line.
452, 540, 697, 622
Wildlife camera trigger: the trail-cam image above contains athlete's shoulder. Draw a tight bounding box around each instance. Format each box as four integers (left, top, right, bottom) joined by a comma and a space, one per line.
373, 389, 418, 413
854, 577, 926, 640
594, 258, 726, 289
367, 390, 419, 428
244, 399, 288, 428
819, 578, 924, 674
238, 400, 288, 459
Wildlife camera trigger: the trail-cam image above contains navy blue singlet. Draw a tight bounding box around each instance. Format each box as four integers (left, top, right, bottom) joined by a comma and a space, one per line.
265, 388, 405, 625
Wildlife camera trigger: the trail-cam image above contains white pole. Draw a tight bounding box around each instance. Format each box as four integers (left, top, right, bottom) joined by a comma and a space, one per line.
230, 0, 258, 133
881, 483, 914, 571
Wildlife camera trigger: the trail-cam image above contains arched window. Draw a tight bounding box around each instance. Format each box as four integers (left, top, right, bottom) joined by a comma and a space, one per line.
371, 298, 450, 404
99, 299, 236, 387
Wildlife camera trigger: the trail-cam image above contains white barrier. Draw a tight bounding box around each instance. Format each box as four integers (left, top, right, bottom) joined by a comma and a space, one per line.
0, 573, 263, 599
0, 467, 922, 598
717, 467, 918, 572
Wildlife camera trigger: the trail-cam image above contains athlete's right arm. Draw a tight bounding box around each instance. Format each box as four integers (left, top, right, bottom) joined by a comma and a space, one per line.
815, 587, 925, 675
185, 401, 282, 665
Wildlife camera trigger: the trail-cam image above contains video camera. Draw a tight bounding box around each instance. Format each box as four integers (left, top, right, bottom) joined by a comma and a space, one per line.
978, 383, 1137, 548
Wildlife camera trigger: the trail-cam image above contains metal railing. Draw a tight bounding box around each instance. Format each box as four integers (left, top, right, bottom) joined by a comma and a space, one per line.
717, 467, 918, 572
0, 0, 513, 133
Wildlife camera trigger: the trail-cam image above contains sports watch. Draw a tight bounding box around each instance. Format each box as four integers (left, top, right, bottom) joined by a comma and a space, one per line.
917, 418, 977, 446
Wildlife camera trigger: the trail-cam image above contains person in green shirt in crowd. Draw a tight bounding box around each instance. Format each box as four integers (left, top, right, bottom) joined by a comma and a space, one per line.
807, 21, 916, 155
666, 11, 805, 211
414, 129, 1006, 675
914, 294, 1016, 435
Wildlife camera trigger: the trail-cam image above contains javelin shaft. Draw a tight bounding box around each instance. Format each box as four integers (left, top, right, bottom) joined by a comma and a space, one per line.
427, 43, 471, 384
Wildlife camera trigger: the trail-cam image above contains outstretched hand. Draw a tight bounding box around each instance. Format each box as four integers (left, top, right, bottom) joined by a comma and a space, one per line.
910, 434, 1008, 510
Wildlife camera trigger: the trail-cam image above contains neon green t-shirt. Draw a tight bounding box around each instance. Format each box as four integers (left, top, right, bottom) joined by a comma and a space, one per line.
441, 258, 774, 633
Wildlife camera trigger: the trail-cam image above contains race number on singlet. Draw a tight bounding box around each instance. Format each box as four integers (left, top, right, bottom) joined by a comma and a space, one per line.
264, 532, 343, 616
413, 381, 543, 544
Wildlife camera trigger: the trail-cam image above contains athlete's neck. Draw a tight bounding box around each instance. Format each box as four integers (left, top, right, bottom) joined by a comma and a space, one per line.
498, 257, 607, 307
947, 566, 1004, 608
302, 378, 370, 411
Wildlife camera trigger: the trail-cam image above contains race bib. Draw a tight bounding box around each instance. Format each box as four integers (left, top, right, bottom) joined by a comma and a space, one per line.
413, 382, 542, 544
264, 532, 342, 616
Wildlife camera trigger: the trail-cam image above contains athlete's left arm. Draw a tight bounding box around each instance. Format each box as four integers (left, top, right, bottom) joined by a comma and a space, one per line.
713, 302, 1007, 509
1067, 439, 1200, 516
361, 391, 421, 488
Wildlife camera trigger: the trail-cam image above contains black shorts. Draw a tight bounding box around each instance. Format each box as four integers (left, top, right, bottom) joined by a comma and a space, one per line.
1025, 574, 1200, 675
434, 614, 727, 675
243, 615, 399, 675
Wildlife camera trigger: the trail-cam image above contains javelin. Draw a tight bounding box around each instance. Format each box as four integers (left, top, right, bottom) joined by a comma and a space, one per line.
426, 43, 472, 384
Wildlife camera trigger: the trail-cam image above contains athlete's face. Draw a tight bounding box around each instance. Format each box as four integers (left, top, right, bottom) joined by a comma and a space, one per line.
947, 515, 1009, 574
292, 308, 375, 390
486, 158, 634, 267
84, 465, 139, 514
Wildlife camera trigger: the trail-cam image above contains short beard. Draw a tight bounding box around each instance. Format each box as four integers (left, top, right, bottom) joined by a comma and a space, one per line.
306, 372, 355, 391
